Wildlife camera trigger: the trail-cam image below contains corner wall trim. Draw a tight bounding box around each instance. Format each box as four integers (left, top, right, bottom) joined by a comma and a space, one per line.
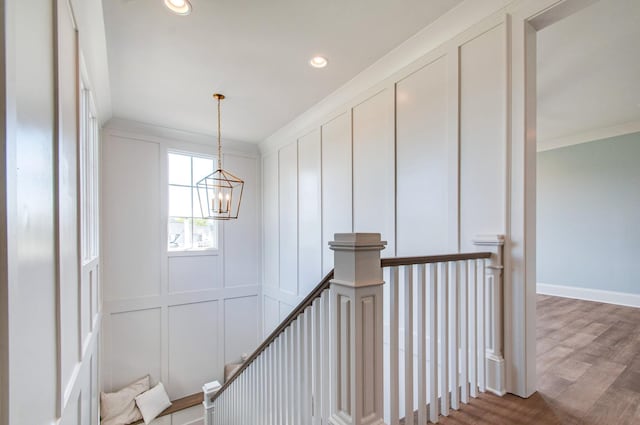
537, 283, 640, 308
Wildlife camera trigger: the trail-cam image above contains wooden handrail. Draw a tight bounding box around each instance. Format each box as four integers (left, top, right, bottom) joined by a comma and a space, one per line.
209, 251, 492, 403
210, 269, 335, 402
381, 251, 492, 268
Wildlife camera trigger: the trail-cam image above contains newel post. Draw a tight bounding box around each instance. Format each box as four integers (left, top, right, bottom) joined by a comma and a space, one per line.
473, 235, 506, 396
329, 233, 387, 425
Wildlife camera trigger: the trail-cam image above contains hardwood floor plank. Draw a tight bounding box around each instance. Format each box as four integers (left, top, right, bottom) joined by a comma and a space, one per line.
583, 386, 640, 425
553, 359, 625, 415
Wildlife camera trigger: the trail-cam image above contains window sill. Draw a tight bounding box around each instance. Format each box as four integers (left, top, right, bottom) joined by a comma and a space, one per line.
167, 249, 219, 257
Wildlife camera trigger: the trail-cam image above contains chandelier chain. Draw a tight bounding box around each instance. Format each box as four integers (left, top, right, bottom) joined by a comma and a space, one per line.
217, 95, 222, 170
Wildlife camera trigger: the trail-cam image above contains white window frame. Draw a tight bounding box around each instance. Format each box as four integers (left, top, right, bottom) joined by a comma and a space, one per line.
167, 149, 220, 256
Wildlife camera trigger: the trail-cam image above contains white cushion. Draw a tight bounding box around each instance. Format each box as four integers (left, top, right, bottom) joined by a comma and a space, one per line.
100, 375, 150, 425
135, 382, 172, 424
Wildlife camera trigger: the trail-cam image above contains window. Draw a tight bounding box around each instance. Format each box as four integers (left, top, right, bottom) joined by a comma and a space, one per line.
80, 84, 99, 263
168, 152, 218, 251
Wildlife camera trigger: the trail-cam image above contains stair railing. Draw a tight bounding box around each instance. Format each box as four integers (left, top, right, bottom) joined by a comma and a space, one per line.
204, 233, 504, 425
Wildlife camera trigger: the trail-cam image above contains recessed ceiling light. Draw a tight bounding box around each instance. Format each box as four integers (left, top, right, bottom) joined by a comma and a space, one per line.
309, 56, 328, 68
164, 0, 192, 15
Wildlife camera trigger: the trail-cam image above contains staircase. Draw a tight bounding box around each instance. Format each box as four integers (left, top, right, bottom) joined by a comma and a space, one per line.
204, 233, 505, 425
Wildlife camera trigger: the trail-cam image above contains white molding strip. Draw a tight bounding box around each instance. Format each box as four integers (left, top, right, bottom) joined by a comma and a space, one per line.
537, 283, 640, 308
537, 120, 640, 152
105, 117, 259, 156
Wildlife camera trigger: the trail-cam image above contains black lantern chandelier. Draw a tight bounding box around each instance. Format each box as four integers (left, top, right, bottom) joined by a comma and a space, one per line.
196, 94, 244, 220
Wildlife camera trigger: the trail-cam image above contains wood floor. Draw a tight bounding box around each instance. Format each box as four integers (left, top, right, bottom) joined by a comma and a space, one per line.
435, 295, 640, 424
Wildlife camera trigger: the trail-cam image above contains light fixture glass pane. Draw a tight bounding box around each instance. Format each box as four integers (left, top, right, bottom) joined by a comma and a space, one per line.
193, 156, 215, 184
168, 153, 192, 186
192, 218, 216, 249
168, 217, 191, 250
168, 185, 192, 217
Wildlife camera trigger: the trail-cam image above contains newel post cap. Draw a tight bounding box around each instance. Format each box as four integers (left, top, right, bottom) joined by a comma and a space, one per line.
472, 234, 505, 246
328, 233, 387, 251
329, 233, 387, 288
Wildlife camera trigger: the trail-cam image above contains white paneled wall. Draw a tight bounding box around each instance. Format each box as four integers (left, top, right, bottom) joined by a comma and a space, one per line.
101, 123, 261, 424
260, 19, 509, 342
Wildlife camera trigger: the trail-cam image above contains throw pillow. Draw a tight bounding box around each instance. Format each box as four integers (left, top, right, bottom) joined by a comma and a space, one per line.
100, 375, 150, 425
135, 382, 172, 424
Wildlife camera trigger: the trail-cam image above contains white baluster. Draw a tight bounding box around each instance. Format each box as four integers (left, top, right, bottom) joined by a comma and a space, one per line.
389, 266, 400, 425
307, 307, 314, 422
253, 356, 258, 424
416, 264, 427, 425
313, 299, 321, 425
302, 309, 309, 421
438, 262, 449, 416
269, 344, 275, 425
259, 358, 263, 422
301, 311, 308, 421
321, 289, 331, 424
469, 260, 477, 398
329, 233, 386, 425
279, 335, 285, 425
460, 261, 469, 404
449, 261, 459, 410
242, 371, 247, 425
289, 329, 295, 423
264, 351, 268, 422
404, 265, 414, 425
294, 318, 301, 424
428, 263, 438, 423
285, 327, 292, 425
477, 259, 486, 393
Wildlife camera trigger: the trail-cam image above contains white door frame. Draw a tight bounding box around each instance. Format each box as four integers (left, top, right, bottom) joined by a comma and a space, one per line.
506, 0, 599, 397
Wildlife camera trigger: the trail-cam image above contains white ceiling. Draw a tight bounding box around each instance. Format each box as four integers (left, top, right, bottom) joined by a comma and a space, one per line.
537, 0, 640, 143
103, 0, 462, 143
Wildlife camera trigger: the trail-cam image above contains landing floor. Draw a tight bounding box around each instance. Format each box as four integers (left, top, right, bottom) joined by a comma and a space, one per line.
437, 295, 640, 424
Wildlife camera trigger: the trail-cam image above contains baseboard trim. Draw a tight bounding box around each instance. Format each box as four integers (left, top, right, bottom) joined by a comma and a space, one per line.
537, 283, 640, 308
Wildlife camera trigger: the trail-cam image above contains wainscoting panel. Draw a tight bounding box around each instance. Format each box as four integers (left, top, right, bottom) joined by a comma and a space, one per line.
459, 23, 507, 252
396, 56, 450, 256
320, 113, 352, 275
263, 295, 281, 336
108, 308, 162, 391
352, 89, 396, 256
103, 136, 162, 300
168, 255, 222, 293
223, 153, 260, 287
263, 153, 280, 290
224, 296, 259, 365
278, 142, 299, 296
168, 301, 219, 399
298, 130, 322, 296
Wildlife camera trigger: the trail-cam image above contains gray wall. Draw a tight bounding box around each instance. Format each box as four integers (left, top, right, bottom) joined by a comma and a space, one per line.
537, 132, 640, 294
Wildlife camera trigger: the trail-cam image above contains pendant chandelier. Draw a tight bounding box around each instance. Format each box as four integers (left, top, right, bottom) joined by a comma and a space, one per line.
196, 93, 244, 220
